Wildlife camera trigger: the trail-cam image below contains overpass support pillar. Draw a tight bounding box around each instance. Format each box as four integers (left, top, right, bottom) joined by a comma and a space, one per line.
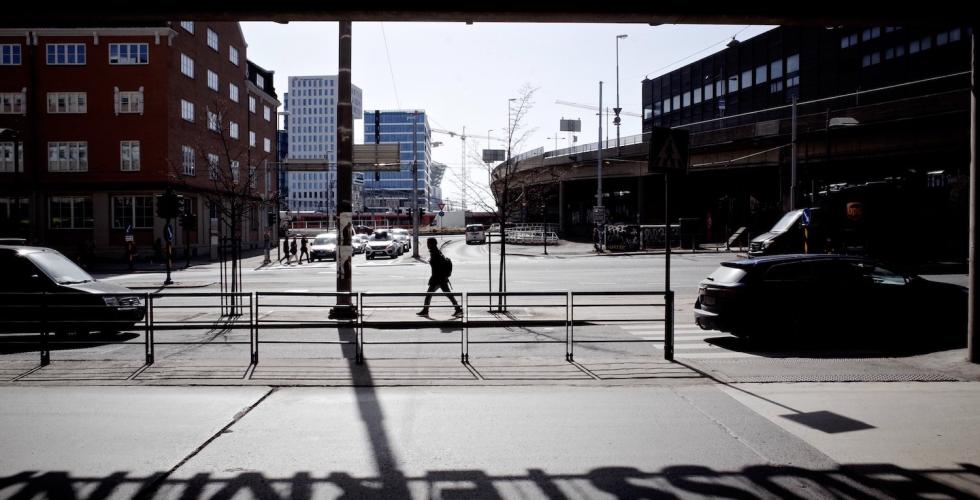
558, 181, 566, 234
636, 176, 646, 224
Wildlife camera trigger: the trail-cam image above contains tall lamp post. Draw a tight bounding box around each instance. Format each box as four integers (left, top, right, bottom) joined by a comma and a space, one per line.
615, 34, 628, 156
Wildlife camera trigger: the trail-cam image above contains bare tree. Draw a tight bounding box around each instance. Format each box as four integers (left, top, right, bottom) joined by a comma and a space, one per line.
168, 100, 275, 315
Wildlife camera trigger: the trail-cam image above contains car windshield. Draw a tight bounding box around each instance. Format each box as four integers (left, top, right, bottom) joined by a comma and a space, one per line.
467, 225, 483, 232
372, 232, 392, 241
314, 235, 336, 245
770, 210, 802, 232
26, 251, 94, 284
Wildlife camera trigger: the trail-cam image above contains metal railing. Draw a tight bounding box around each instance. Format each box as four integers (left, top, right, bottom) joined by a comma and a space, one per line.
0, 290, 675, 367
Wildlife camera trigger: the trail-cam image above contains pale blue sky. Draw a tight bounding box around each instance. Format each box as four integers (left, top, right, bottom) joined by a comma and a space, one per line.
241, 22, 775, 208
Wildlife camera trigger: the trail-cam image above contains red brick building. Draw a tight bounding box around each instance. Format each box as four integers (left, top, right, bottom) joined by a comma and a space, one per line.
0, 21, 279, 260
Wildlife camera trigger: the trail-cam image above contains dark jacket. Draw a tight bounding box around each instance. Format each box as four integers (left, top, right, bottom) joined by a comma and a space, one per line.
427, 248, 451, 286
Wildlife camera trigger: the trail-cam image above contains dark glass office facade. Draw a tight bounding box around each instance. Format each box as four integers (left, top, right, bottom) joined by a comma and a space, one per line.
362, 110, 432, 211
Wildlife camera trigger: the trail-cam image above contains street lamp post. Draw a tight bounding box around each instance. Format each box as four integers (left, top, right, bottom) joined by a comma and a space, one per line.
615, 34, 628, 156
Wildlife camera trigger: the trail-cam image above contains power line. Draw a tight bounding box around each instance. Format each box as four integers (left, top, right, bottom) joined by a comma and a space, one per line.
643, 25, 753, 80
379, 23, 401, 109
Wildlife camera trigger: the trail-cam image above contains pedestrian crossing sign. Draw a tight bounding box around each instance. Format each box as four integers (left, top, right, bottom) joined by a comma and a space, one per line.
647, 127, 689, 173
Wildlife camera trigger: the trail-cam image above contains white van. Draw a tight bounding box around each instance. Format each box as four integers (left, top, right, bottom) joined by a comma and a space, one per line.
465, 224, 486, 244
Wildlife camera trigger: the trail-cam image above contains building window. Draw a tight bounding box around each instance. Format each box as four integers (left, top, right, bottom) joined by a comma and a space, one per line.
0, 142, 24, 172
770, 80, 784, 93
650, 102, 660, 118
120, 141, 140, 171
950, 28, 961, 42
693, 88, 702, 104
116, 90, 143, 114
895, 45, 906, 57
862, 52, 881, 67
46, 92, 87, 114
249, 96, 256, 113
841, 34, 858, 48
937, 32, 949, 46
229, 46, 239, 65
181, 99, 195, 122
1, 44, 21, 65
49, 196, 93, 229
755, 65, 767, 85
786, 54, 800, 74
910, 39, 921, 54
207, 110, 219, 131
112, 196, 154, 229
264, 105, 271, 121
682, 92, 690, 107
182, 145, 195, 175
249, 131, 256, 147
740, 70, 751, 90
727, 76, 738, 94
229, 83, 239, 103
230, 160, 240, 183
109, 43, 148, 65
207, 70, 219, 91
919, 36, 932, 51
180, 53, 194, 78
180, 21, 194, 33
861, 27, 881, 41
256, 74, 265, 88
770, 60, 783, 80
264, 137, 271, 153
671, 95, 680, 110
702, 83, 713, 101
230, 121, 239, 139
786, 76, 800, 88
662, 99, 670, 114
47, 142, 88, 172
46, 44, 86, 65
207, 28, 219, 51
715, 80, 724, 97
208, 154, 219, 180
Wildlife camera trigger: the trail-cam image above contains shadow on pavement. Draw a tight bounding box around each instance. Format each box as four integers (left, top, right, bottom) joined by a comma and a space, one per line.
0, 332, 141, 355
705, 333, 966, 359
2, 463, 978, 499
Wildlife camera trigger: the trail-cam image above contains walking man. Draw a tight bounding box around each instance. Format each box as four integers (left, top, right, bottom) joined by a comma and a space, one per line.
289, 237, 298, 265
280, 237, 290, 264
417, 237, 463, 317
300, 235, 310, 264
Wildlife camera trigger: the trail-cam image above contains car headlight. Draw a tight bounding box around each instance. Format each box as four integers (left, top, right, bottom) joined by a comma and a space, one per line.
761, 239, 773, 249
103, 296, 120, 306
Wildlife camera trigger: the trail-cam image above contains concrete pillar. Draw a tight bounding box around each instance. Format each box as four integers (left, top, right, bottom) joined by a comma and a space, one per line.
636, 176, 646, 224
558, 181, 566, 234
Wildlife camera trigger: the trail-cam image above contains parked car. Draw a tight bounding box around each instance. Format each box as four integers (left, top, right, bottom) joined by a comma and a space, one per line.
391, 228, 411, 251
465, 224, 486, 245
0, 245, 146, 335
352, 234, 369, 254
0, 237, 27, 245
310, 232, 337, 261
365, 230, 403, 260
694, 254, 966, 342
749, 208, 825, 257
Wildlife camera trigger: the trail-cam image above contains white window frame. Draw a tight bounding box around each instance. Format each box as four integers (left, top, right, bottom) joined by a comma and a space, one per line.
208, 154, 220, 180
47, 141, 88, 172
256, 74, 265, 88
48, 196, 93, 229
180, 99, 195, 122
120, 140, 140, 171
207, 28, 219, 51
0, 44, 22, 65
264, 105, 271, 121
46, 92, 87, 114
229, 83, 239, 102
249, 131, 256, 147
180, 53, 194, 78
207, 69, 219, 91
207, 110, 219, 132
786, 54, 800, 73
108, 43, 148, 65
111, 195, 154, 229
0, 142, 24, 172
116, 89, 144, 114
180, 21, 194, 33
231, 160, 240, 183
46, 44, 86, 65
740, 69, 752, 90
229, 46, 239, 66
703, 83, 713, 100
230, 121, 239, 139
264, 137, 271, 153
248, 96, 256, 113
182, 145, 196, 176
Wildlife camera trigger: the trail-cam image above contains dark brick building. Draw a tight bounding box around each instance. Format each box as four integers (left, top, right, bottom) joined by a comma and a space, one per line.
0, 21, 279, 260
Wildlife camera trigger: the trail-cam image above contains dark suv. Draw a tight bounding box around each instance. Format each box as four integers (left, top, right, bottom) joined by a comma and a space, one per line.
0, 246, 146, 335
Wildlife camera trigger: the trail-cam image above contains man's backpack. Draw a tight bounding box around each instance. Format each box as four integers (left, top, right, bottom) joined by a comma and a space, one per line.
434, 253, 453, 280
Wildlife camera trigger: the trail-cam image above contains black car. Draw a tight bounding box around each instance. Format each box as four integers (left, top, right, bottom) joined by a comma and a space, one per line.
694, 254, 966, 340
0, 246, 146, 335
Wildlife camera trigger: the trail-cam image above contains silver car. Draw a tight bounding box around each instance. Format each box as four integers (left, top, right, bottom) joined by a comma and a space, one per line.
365, 230, 402, 260
391, 228, 411, 251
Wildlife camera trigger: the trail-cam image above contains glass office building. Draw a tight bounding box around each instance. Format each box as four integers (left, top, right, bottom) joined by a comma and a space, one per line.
284, 76, 363, 213
362, 110, 432, 212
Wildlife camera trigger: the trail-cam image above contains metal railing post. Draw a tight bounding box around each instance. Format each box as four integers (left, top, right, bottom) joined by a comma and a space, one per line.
565, 292, 572, 361
252, 292, 259, 365
462, 292, 468, 363
665, 291, 675, 361
148, 294, 155, 364
356, 292, 364, 364
568, 292, 575, 362
144, 293, 152, 365
40, 292, 49, 366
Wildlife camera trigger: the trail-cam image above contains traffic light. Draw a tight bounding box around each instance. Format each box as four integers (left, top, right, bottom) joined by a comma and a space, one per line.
156, 189, 180, 219
179, 213, 198, 229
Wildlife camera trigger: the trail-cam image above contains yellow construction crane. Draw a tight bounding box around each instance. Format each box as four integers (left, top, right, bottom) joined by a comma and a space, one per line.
431, 127, 504, 210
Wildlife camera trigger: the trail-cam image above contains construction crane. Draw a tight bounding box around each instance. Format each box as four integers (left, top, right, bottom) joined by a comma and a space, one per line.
431, 127, 504, 211
555, 100, 642, 117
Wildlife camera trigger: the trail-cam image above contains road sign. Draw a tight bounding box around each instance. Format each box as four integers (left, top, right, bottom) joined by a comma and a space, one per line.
125, 224, 133, 235
438, 203, 445, 210
483, 149, 505, 162
593, 206, 606, 225
560, 118, 582, 132
647, 127, 690, 173
165, 224, 174, 243
802, 208, 812, 227
438, 211, 445, 217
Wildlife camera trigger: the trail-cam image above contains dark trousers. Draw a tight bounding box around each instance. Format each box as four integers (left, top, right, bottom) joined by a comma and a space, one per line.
422, 281, 459, 310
